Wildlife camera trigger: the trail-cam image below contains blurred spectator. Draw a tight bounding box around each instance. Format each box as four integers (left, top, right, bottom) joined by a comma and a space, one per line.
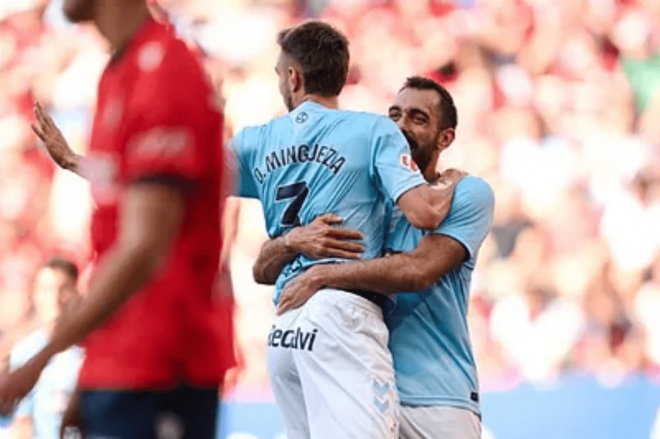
9, 256, 83, 439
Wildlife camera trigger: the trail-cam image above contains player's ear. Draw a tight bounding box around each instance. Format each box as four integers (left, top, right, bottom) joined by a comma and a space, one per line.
288, 66, 302, 93
437, 128, 455, 152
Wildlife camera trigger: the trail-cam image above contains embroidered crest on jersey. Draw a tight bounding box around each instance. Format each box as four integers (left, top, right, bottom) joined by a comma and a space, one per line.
295, 111, 309, 124
399, 154, 419, 172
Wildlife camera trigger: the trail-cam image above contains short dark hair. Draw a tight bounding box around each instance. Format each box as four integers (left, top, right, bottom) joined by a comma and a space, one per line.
401, 76, 458, 131
277, 21, 350, 97
44, 256, 79, 282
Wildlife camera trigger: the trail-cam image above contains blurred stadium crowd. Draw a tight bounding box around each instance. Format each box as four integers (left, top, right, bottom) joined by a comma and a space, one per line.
1, 0, 660, 392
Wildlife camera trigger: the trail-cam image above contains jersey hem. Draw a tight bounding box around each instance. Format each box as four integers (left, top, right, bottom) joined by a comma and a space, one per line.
77, 376, 225, 391
78, 363, 228, 390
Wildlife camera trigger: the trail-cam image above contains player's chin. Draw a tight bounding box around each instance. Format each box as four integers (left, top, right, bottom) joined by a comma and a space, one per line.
62, 0, 94, 23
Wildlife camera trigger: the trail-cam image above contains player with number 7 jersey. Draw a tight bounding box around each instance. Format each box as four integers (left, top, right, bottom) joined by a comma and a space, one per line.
228, 21, 456, 439
232, 108, 432, 293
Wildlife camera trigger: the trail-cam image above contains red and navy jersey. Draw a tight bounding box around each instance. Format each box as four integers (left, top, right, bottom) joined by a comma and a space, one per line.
78, 18, 234, 390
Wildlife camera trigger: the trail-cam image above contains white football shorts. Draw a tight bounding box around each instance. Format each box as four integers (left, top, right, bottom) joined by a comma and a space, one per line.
267, 288, 399, 439
400, 405, 481, 439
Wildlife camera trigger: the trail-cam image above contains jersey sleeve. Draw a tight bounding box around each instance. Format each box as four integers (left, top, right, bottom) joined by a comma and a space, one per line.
227, 128, 260, 199
369, 117, 426, 202
123, 42, 219, 185
432, 177, 495, 261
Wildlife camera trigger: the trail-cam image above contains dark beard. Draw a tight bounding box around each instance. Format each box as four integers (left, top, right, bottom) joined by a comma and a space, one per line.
402, 131, 432, 175
402, 130, 419, 152
412, 146, 433, 177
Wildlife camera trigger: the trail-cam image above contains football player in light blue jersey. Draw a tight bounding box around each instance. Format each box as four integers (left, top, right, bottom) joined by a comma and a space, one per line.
9, 257, 83, 439
274, 76, 495, 439
229, 22, 457, 439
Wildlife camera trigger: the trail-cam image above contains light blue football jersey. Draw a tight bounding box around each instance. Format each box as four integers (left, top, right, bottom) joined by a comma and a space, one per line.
10, 329, 83, 439
384, 176, 494, 414
230, 101, 426, 304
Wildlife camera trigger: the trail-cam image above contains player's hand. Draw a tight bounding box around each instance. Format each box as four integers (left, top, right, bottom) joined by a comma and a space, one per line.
286, 214, 365, 260
429, 168, 467, 223
60, 390, 83, 439
277, 265, 325, 315
31, 102, 78, 170
0, 353, 49, 411
439, 168, 467, 186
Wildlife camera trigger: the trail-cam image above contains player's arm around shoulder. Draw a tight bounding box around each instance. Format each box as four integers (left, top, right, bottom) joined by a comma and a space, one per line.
432, 175, 495, 261
370, 116, 464, 230
368, 117, 438, 230
410, 175, 495, 288
277, 175, 494, 313
397, 184, 453, 231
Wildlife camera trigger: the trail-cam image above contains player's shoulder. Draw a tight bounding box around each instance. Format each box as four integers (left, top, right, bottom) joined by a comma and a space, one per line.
455, 175, 495, 209
131, 23, 205, 86
329, 111, 397, 145
10, 330, 47, 367
337, 110, 391, 129
261, 114, 292, 133
234, 115, 291, 148
336, 108, 382, 121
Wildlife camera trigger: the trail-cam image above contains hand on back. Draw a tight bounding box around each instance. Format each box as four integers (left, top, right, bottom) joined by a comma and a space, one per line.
286, 213, 365, 260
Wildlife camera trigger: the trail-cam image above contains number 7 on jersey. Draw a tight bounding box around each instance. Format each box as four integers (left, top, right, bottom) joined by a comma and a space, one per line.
276, 181, 309, 227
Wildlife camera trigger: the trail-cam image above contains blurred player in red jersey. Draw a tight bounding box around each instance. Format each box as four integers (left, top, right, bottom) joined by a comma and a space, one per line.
147, 0, 245, 398
147, 0, 245, 400
0, 0, 234, 438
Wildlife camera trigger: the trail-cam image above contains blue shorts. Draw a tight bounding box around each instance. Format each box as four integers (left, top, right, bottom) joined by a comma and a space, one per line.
80, 386, 219, 439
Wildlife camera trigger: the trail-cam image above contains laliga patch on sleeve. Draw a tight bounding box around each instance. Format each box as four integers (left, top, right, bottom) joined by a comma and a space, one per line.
399, 154, 419, 172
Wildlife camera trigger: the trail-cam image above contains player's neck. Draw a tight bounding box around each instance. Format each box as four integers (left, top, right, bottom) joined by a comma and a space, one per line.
301, 95, 339, 110
94, 3, 151, 53
425, 171, 440, 184
424, 162, 441, 183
